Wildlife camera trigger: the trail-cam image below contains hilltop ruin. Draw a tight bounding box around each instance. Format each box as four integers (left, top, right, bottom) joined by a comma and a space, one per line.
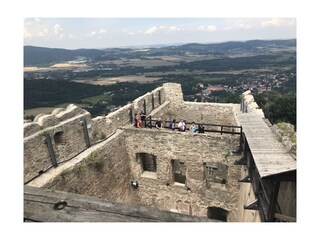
24, 83, 296, 222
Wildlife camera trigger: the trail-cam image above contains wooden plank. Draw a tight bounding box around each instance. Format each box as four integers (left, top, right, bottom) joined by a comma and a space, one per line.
24, 186, 215, 222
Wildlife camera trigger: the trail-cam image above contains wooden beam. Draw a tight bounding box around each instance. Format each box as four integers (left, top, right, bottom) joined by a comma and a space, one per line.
267, 181, 280, 222
45, 133, 58, 168
24, 186, 215, 222
244, 199, 259, 210
238, 175, 251, 183
234, 156, 247, 165
263, 170, 296, 182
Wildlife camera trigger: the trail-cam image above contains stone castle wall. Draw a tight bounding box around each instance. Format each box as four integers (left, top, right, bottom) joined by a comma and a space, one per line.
25, 83, 281, 222
24, 105, 92, 183
123, 128, 242, 220
23, 84, 177, 183
175, 102, 238, 125
43, 130, 134, 203
37, 126, 242, 220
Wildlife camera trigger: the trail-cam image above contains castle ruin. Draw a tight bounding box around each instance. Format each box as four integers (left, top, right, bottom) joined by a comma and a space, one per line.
24, 83, 296, 222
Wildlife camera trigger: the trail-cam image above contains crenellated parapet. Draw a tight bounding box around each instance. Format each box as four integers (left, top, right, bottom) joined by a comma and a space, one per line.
24, 104, 92, 183
23, 84, 178, 183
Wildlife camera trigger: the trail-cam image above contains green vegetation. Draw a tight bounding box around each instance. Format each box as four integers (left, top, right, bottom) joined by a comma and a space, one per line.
86, 152, 105, 172
24, 79, 104, 109
24, 79, 160, 116
254, 91, 296, 128
276, 122, 296, 143
81, 94, 110, 105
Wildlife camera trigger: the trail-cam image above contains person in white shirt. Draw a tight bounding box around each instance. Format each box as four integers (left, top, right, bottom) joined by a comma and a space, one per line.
178, 120, 186, 132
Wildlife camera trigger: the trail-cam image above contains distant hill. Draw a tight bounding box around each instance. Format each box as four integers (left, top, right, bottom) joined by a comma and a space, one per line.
24, 39, 296, 66
156, 39, 296, 54
24, 46, 106, 66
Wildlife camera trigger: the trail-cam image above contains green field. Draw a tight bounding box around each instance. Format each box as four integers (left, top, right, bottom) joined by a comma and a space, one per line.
80, 94, 110, 104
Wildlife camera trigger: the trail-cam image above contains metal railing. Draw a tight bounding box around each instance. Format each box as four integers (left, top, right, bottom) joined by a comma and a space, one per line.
137, 116, 242, 135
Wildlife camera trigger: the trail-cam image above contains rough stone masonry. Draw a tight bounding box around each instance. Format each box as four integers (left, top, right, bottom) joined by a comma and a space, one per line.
24, 83, 267, 222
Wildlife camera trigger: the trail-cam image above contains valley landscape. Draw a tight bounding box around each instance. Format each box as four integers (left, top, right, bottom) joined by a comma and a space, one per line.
24, 39, 296, 126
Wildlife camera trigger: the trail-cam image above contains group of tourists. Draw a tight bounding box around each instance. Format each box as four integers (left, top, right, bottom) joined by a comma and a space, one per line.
170, 119, 205, 133
134, 113, 205, 134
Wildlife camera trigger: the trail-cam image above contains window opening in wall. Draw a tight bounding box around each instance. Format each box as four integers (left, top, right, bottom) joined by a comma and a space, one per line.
142, 153, 157, 172
206, 163, 218, 176
207, 207, 228, 222
205, 162, 228, 185
53, 131, 65, 145
172, 160, 186, 184
136, 153, 157, 179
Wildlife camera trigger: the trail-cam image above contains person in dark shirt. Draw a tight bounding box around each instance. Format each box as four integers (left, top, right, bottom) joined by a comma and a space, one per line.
169, 119, 176, 130
140, 111, 146, 127
155, 117, 163, 129
198, 124, 205, 133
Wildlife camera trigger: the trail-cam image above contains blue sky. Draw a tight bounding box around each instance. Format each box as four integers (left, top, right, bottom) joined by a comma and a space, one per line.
24, 18, 296, 49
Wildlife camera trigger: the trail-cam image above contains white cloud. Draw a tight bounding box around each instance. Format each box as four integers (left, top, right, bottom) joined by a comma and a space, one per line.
207, 25, 217, 32
224, 20, 251, 31
24, 19, 43, 39
168, 26, 181, 32
24, 25, 49, 39
145, 25, 184, 35
87, 29, 108, 38
54, 24, 63, 35
145, 26, 157, 34
37, 28, 49, 37
198, 25, 217, 32
24, 26, 33, 39
123, 29, 135, 36
53, 24, 64, 39
235, 22, 251, 29
89, 31, 96, 36
261, 18, 295, 27
68, 34, 76, 39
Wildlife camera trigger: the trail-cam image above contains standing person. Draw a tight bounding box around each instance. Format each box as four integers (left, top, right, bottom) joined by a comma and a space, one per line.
198, 124, 205, 133
178, 120, 186, 132
136, 112, 142, 128
190, 122, 197, 133
155, 117, 163, 129
183, 120, 187, 131
140, 111, 146, 127
169, 119, 176, 130
134, 113, 138, 128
